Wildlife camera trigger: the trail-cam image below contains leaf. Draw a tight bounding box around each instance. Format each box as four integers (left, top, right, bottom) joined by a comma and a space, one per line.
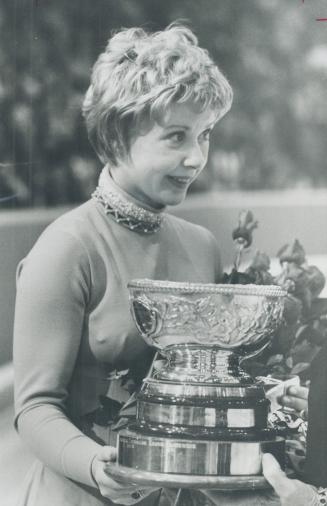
285, 356, 293, 369
306, 265, 326, 299
291, 362, 310, 375
284, 295, 302, 325
309, 298, 327, 320
295, 324, 311, 342
267, 354, 284, 366
291, 340, 318, 365
247, 250, 271, 271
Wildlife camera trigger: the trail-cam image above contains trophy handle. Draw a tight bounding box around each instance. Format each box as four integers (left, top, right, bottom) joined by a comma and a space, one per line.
130, 295, 163, 343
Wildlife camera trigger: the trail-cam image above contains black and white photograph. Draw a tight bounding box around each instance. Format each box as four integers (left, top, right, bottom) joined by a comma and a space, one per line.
1, 1, 327, 505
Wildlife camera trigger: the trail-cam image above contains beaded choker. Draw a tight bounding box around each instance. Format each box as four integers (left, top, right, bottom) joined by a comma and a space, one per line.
92, 167, 164, 234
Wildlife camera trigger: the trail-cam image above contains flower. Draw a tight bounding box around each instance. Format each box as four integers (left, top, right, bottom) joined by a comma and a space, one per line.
223, 211, 327, 381
232, 210, 258, 248
277, 239, 306, 266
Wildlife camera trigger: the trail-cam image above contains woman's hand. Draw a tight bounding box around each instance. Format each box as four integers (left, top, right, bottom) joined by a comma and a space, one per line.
91, 446, 158, 505
278, 385, 309, 419
262, 453, 318, 506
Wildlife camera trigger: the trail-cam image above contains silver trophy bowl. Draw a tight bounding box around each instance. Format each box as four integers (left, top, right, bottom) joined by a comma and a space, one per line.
113, 279, 287, 486
129, 279, 286, 357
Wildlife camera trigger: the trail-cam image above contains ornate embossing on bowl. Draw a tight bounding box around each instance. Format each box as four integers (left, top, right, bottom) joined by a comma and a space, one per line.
129, 279, 286, 357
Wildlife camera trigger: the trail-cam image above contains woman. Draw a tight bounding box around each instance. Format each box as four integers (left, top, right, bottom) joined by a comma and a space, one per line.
13, 23, 233, 505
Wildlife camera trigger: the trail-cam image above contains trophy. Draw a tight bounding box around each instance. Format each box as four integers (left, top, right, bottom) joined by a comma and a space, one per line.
107, 279, 287, 491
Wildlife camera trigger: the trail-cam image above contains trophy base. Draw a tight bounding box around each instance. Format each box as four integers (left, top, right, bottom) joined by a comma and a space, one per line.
105, 463, 273, 490
137, 395, 269, 430
117, 429, 285, 476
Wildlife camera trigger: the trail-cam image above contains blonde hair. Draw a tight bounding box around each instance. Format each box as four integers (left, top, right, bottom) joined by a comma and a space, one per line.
82, 23, 233, 165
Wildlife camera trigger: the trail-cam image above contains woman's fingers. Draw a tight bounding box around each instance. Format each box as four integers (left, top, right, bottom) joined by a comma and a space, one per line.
262, 454, 296, 498
96, 445, 117, 463
278, 386, 309, 414
91, 449, 159, 504
287, 385, 309, 400
279, 395, 307, 413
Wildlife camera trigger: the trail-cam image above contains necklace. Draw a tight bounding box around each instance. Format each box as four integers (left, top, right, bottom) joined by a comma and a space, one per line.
92, 167, 164, 234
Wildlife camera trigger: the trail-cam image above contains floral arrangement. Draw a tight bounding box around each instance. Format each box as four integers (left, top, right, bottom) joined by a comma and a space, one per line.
222, 210, 327, 382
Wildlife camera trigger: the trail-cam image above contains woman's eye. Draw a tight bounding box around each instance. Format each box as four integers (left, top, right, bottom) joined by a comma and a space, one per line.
167, 131, 185, 143
200, 129, 212, 142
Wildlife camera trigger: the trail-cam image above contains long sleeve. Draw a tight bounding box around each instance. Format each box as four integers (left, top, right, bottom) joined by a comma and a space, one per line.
13, 227, 101, 487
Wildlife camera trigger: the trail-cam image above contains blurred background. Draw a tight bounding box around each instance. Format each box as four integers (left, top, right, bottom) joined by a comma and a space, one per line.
1, 1, 327, 504
1, 0, 327, 207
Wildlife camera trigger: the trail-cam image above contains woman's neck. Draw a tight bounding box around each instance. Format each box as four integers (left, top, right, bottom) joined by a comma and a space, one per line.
106, 165, 165, 212
91, 166, 165, 234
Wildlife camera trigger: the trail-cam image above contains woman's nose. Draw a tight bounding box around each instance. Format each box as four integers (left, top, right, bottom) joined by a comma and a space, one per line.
183, 143, 206, 169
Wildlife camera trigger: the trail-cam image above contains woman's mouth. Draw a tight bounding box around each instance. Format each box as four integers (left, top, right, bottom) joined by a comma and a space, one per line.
166, 175, 193, 188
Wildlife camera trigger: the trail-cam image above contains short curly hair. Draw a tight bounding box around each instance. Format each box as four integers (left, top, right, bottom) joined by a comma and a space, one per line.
82, 23, 233, 165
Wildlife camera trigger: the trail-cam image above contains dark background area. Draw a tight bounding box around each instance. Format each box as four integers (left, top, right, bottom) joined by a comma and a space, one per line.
1, 0, 327, 208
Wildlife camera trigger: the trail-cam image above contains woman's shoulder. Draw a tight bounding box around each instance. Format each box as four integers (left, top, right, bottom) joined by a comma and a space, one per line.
36, 199, 101, 247
49, 199, 99, 235
23, 200, 102, 268
16, 202, 100, 295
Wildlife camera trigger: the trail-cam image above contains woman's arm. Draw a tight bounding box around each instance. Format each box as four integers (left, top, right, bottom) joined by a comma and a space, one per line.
13, 228, 100, 486
13, 226, 158, 503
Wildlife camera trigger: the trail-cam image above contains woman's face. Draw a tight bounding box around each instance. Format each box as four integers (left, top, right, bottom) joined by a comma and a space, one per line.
111, 102, 218, 209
